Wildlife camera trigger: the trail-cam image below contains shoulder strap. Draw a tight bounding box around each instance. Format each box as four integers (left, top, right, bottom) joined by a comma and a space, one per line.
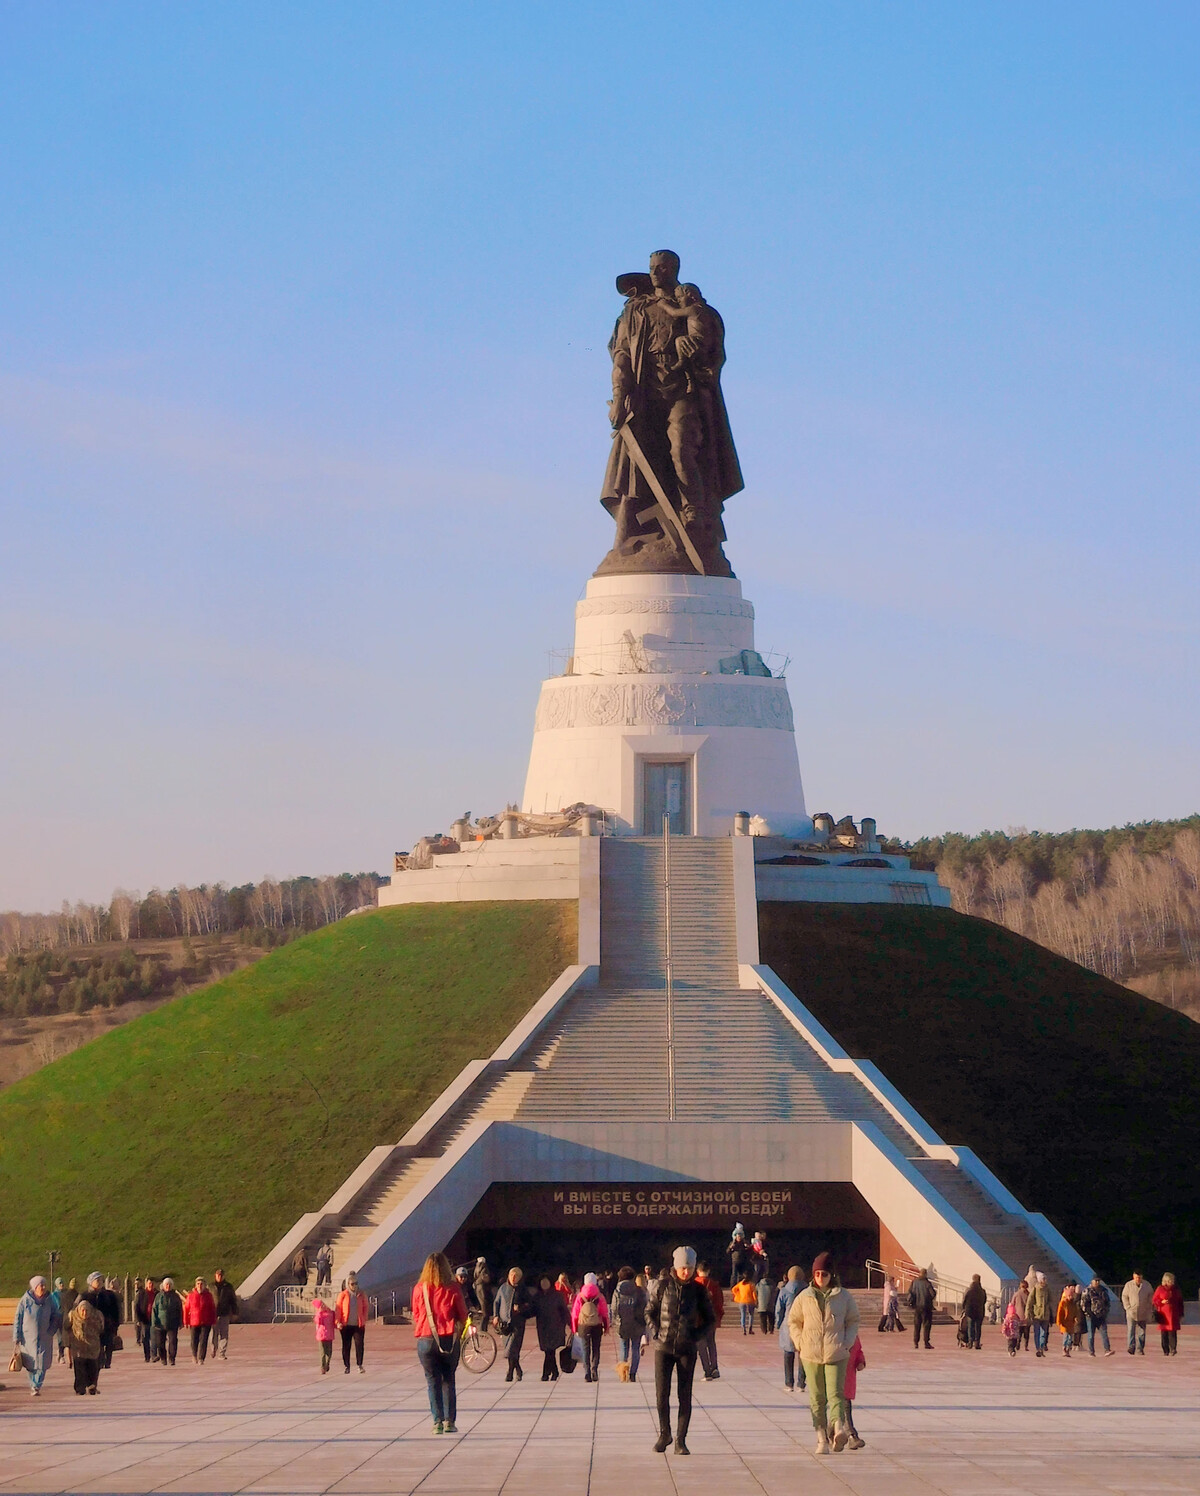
421, 1283, 436, 1335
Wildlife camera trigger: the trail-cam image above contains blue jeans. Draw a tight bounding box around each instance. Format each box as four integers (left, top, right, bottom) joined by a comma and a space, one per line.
1032, 1321, 1049, 1353
1086, 1316, 1110, 1353
1127, 1320, 1146, 1353
416, 1336, 459, 1423
617, 1335, 641, 1378
739, 1304, 754, 1333
782, 1349, 806, 1389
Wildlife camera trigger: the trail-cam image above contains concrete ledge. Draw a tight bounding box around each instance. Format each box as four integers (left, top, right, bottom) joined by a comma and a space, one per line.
489, 964, 594, 1064
731, 835, 760, 978
851, 1123, 1013, 1293
399, 1061, 491, 1148
749, 965, 946, 1153
757, 865, 952, 906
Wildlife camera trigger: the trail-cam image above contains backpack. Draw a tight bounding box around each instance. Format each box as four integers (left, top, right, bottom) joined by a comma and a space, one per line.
578, 1295, 601, 1328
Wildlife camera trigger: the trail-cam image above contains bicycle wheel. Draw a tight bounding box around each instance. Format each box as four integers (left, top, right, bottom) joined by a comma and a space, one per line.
461, 1328, 497, 1374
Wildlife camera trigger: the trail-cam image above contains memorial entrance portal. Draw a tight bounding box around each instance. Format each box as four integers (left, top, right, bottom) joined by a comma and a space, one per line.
446, 1180, 879, 1286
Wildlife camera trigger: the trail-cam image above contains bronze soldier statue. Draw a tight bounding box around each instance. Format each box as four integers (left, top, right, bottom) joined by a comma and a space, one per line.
595, 250, 743, 577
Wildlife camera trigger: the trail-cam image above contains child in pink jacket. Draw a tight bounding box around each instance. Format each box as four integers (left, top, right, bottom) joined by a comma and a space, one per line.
313, 1296, 336, 1374
843, 1335, 867, 1449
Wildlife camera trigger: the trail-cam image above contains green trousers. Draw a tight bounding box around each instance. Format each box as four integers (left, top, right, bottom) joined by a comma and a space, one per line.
801, 1359, 847, 1432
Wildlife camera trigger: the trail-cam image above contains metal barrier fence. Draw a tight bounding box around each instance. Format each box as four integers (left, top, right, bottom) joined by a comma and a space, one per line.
865, 1257, 996, 1320
272, 1285, 379, 1323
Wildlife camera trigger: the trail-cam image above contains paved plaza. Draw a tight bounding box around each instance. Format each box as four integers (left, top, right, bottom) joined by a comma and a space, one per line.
2, 1322, 1197, 1495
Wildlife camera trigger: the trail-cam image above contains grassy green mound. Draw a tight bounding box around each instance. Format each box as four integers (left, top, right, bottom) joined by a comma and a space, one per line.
760, 902, 1200, 1291
0, 902, 575, 1294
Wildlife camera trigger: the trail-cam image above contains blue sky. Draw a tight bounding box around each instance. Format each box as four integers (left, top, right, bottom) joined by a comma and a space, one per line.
2, 1, 1198, 907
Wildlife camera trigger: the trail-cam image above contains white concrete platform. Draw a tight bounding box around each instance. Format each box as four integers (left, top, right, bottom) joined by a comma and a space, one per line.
378, 838, 593, 907
3, 1321, 1196, 1494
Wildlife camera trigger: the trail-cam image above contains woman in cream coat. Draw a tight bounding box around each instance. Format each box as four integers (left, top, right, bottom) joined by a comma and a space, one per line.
787, 1251, 860, 1455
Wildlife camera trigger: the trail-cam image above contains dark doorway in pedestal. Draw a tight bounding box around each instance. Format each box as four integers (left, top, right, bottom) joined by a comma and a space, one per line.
642, 759, 691, 835
444, 1181, 879, 1288
454, 1226, 876, 1287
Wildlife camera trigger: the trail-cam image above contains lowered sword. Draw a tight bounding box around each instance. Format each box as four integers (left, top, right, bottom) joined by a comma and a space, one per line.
615, 421, 706, 576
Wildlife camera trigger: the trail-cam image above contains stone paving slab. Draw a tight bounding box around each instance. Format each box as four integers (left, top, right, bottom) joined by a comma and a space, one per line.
0, 1322, 1197, 1493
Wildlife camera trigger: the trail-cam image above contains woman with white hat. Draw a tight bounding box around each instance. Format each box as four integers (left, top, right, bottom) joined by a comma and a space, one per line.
12, 1276, 61, 1397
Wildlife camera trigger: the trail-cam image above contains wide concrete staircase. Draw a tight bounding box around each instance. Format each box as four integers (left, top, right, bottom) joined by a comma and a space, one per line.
247, 833, 1081, 1311
909, 1158, 1074, 1286
600, 837, 738, 987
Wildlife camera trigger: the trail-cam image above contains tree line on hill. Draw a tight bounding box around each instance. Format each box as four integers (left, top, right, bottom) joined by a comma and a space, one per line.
910, 816, 1200, 1017
0, 873, 383, 961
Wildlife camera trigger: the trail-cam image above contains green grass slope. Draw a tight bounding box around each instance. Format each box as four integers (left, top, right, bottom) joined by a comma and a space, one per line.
759, 903, 1200, 1291
0, 902, 575, 1294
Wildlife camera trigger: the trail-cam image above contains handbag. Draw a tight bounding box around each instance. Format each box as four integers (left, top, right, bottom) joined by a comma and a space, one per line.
570, 1332, 585, 1361
8, 1348, 23, 1374
113, 1334, 124, 1352
557, 1344, 577, 1373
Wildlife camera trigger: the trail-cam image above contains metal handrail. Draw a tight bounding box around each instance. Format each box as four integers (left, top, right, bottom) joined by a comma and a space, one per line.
663, 813, 676, 1122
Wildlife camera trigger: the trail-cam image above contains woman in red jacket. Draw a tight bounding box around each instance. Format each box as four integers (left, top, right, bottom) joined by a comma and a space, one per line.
1153, 1273, 1185, 1356
335, 1273, 370, 1374
183, 1277, 217, 1364
412, 1252, 469, 1435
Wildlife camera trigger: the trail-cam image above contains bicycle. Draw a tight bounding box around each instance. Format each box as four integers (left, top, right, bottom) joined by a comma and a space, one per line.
460, 1311, 497, 1374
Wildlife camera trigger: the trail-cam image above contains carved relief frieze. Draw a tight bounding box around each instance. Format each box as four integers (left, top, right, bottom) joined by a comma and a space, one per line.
534, 679, 794, 733
575, 596, 754, 620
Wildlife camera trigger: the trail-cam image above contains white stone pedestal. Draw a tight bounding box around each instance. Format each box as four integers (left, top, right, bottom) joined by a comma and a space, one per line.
522, 575, 808, 837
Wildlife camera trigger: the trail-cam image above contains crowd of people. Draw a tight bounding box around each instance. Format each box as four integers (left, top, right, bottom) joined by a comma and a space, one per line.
390, 1244, 867, 1455
9, 1270, 239, 1397
12, 1233, 1188, 1461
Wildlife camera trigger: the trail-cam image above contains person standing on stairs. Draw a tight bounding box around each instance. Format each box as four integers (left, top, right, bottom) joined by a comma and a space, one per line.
726, 1224, 747, 1287
335, 1272, 369, 1374
494, 1267, 533, 1381
534, 1274, 571, 1380
315, 1242, 332, 1289
733, 1271, 757, 1332
646, 1246, 715, 1457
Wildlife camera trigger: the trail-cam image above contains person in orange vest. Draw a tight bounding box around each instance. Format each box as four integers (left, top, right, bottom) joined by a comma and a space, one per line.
732, 1272, 757, 1334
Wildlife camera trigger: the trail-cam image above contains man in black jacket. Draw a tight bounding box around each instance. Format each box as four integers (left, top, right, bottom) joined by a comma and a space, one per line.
908, 1268, 936, 1349
646, 1245, 715, 1456
212, 1270, 238, 1360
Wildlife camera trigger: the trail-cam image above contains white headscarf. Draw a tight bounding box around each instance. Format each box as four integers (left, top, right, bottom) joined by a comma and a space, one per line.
29, 1275, 47, 1291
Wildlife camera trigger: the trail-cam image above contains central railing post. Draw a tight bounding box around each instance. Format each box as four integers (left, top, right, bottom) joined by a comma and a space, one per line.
663, 812, 676, 1121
